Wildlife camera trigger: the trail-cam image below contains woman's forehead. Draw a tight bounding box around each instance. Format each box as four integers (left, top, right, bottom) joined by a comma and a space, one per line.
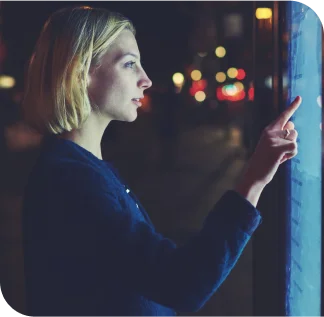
102, 30, 140, 63
111, 31, 139, 56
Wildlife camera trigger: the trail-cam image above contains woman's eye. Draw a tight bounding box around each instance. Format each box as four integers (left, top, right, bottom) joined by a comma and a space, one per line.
125, 61, 136, 69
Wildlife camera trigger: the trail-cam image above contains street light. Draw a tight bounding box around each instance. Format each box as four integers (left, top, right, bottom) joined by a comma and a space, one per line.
255, 8, 272, 19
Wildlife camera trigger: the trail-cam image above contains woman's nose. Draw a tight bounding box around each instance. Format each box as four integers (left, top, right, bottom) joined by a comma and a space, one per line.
139, 70, 152, 90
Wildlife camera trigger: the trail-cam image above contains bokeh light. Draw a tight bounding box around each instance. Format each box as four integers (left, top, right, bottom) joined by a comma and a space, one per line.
215, 46, 226, 58
224, 84, 238, 96
195, 91, 206, 102
0, 75, 15, 89
218, 84, 246, 101
256, 8, 272, 19
191, 70, 202, 81
172, 72, 184, 86
236, 69, 246, 80
233, 82, 244, 91
227, 68, 238, 78
215, 72, 226, 83
248, 87, 255, 101
189, 80, 208, 96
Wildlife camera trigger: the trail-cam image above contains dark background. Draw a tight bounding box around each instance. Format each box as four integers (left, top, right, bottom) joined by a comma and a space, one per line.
2, 1, 193, 89
0, 2, 279, 316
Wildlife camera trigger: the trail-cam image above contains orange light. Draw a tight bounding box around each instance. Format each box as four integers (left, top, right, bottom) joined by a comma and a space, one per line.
216, 72, 226, 83
139, 94, 152, 112
191, 70, 202, 81
234, 82, 244, 91
228, 90, 245, 101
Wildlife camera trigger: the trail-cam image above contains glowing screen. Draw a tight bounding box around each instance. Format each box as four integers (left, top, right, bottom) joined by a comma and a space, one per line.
285, 2, 322, 316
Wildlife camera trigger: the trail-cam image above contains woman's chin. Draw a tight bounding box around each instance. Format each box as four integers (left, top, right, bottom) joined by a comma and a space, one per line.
119, 112, 138, 123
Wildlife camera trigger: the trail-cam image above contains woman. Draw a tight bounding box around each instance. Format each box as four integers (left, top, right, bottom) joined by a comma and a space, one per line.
22, 6, 301, 316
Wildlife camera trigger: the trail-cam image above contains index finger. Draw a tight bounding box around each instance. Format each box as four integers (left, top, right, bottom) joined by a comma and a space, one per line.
271, 96, 302, 130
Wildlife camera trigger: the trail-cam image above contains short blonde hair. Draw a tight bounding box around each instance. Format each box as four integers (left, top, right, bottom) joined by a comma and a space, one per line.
22, 6, 135, 134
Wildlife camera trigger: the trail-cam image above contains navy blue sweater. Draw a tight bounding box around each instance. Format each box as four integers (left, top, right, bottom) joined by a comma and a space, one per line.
22, 136, 262, 316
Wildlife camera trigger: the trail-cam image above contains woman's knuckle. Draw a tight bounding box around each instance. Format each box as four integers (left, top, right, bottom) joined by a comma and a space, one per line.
263, 127, 271, 135
291, 142, 298, 153
291, 141, 297, 151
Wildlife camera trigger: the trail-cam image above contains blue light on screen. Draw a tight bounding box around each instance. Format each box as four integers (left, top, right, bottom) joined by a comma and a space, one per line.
285, 2, 322, 316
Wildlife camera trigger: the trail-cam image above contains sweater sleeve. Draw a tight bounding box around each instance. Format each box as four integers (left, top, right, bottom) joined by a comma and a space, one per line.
49, 161, 262, 313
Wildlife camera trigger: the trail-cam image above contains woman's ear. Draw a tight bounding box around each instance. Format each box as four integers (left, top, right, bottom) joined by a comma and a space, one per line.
87, 73, 91, 87
87, 65, 95, 87
87, 63, 99, 87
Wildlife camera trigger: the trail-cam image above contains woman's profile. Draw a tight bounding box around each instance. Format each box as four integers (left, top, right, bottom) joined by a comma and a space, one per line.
21, 6, 301, 316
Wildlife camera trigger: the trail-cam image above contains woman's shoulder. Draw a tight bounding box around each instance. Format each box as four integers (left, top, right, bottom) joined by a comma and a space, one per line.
28, 146, 119, 194
49, 157, 118, 189
24, 136, 124, 202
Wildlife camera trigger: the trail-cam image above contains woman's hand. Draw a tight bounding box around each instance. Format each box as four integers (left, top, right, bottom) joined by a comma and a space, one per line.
247, 96, 302, 186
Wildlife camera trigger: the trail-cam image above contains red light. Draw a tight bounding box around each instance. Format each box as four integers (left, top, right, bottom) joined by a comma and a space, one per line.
226, 90, 246, 102
236, 69, 246, 80
248, 87, 254, 101
190, 79, 207, 96
216, 86, 246, 101
193, 79, 207, 90
216, 87, 225, 100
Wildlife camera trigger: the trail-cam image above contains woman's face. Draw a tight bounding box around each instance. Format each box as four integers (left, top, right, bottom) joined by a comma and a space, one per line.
87, 30, 152, 122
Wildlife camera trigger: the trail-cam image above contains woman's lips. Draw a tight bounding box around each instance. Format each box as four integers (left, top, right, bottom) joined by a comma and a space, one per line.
132, 99, 142, 107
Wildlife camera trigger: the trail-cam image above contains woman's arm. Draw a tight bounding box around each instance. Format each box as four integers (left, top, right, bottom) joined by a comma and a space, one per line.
48, 161, 261, 313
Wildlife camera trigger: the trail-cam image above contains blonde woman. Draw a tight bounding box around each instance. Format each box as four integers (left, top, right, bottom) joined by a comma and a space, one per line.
22, 6, 301, 316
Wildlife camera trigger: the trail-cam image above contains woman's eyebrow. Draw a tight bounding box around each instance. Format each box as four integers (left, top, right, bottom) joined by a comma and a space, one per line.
116, 52, 140, 61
